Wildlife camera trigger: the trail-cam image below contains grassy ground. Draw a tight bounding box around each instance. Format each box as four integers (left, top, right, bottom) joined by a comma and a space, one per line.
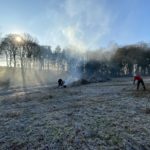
0, 77, 150, 149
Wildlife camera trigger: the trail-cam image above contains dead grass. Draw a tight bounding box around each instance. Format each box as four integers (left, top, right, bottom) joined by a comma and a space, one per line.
0, 77, 150, 149
2, 110, 22, 118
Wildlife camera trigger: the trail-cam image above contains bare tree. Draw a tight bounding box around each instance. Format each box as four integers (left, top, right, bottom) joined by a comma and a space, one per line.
0, 34, 19, 67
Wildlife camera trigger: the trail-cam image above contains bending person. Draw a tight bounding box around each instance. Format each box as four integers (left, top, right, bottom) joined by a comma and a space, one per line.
133, 74, 146, 90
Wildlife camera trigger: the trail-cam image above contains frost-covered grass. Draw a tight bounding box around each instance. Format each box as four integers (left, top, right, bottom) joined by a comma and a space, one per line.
0, 77, 150, 149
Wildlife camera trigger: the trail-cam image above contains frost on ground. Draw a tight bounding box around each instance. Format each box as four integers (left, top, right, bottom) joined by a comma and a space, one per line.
0, 77, 150, 150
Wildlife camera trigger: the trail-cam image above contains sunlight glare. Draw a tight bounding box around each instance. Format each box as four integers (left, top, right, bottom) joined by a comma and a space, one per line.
15, 36, 22, 43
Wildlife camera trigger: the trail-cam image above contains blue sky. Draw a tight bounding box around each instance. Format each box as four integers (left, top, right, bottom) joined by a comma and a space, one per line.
0, 0, 150, 50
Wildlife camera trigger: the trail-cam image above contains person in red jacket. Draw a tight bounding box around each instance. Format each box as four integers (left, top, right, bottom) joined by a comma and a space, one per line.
133, 74, 146, 90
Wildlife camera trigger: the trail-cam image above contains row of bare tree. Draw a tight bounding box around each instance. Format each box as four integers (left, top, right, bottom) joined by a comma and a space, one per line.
0, 33, 78, 72
111, 43, 150, 76
0, 33, 40, 68
0, 33, 150, 77
80, 43, 150, 77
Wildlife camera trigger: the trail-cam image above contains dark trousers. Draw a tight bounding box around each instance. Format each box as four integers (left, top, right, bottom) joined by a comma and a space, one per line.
137, 79, 146, 90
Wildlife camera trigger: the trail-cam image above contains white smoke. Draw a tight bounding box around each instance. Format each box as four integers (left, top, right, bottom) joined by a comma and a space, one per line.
40, 0, 114, 52
63, 0, 112, 50
62, 26, 86, 53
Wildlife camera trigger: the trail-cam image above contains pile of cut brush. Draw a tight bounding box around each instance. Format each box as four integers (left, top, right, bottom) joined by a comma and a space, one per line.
70, 72, 110, 87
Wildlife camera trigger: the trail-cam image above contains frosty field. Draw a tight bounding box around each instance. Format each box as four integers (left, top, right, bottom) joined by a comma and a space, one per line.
0, 77, 150, 150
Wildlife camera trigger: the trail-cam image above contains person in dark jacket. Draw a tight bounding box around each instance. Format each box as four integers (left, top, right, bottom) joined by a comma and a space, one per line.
133, 74, 146, 90
58, 79, 64, 87
58, 78, 67, 88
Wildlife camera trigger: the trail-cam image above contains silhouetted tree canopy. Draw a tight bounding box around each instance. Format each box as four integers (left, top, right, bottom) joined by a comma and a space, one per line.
0, 33, 150, 77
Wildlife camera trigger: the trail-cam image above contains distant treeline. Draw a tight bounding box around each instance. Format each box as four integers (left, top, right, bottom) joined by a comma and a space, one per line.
0, 33, 150, 77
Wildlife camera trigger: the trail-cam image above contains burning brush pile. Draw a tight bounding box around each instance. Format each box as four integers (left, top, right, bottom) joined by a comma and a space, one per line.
66, 72, 110, 87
